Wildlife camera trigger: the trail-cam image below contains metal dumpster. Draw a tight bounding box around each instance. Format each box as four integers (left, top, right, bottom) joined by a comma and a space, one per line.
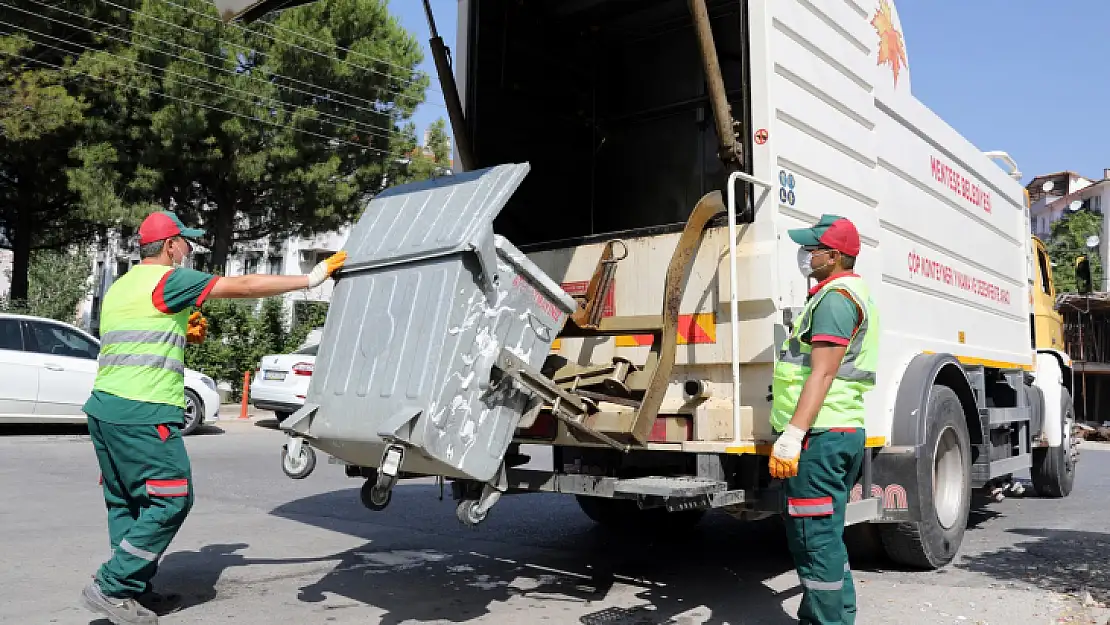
283, 163, 576, 506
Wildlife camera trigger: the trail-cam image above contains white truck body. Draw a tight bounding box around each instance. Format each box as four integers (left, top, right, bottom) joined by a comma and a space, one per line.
266, 0, 1078, 571
451, 0, 1034, 452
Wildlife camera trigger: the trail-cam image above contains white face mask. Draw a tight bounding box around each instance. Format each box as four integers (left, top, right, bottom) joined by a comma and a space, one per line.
170, 240, 187, 268
797, 248, 814, 277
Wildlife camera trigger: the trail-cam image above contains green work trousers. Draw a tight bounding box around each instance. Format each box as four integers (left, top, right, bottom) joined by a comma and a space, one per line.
88, 416, 194, 599
781, 427, 866, 625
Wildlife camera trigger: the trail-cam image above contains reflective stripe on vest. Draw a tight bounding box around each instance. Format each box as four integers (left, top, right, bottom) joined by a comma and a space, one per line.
93, 264, 191, 408
770, 275, 880, 431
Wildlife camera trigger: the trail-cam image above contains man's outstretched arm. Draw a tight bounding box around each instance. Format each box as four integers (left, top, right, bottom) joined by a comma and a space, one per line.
207, 252, 347, 300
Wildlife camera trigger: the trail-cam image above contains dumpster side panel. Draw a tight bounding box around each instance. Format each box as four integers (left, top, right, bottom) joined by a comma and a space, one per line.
310, 258, 463, 442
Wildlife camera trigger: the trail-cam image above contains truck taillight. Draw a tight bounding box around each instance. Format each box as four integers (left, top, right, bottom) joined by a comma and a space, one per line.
292, 362, 314, 376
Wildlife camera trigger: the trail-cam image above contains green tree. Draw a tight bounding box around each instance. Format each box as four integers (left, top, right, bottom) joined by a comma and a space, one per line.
184, 296, 327, 398
425, 117, 451, 165
78, 0, 430, 272
0, 246, 93, 324
0, 33, 105, 303
0, 2, 162, 303
1046, 208, 1103, 294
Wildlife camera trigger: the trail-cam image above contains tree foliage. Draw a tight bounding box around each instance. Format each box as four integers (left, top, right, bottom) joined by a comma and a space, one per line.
1046, 208, 1103, 294
0, 247, 93, 324
2, 0, 432, 298
78, 0, 430, 272
184, 297, 326, 399
0, 10, 142, 303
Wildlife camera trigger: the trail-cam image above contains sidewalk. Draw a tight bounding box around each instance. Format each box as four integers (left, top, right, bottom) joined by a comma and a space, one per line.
218, 403, 277, 423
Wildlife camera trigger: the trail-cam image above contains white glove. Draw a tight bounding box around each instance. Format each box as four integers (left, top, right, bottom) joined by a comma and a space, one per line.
769, 423, 807, 479
306, 251, 347, 288
773, 424, 806, 458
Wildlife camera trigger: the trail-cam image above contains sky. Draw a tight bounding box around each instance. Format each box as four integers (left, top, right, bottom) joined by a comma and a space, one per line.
390, 0, 455, 144
392, 1, 1110, 185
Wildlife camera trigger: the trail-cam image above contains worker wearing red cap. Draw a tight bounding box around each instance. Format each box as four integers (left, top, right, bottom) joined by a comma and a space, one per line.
769, 214, 880, 625
80, 211, 347, 624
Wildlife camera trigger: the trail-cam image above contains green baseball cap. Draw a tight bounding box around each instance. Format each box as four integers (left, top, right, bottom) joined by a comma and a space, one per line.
787, 214, 861, 256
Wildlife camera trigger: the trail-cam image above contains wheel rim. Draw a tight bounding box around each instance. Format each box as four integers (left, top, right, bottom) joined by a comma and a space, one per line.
184, 395, 198, 429
1064, 410, 1078, 475
285, 450, 308, 473
933, 425, 965, 529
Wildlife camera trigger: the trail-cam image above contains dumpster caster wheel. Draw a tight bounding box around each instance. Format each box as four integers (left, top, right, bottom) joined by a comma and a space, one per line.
360, 478, 392, 511
456, 500, 487, 526
281, 443, 316, 479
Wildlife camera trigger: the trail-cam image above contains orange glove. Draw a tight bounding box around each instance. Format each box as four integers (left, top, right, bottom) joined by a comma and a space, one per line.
769, 424, 805, 479
307, 250, 348, 287
186, 311, 208, 344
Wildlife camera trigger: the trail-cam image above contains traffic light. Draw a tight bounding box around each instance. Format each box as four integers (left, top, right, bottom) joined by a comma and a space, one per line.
210, 0, 316, 23
1076, 255, 1093, 294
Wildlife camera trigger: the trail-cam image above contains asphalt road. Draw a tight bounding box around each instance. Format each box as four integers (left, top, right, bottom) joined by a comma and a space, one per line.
2, 416, 1109, 625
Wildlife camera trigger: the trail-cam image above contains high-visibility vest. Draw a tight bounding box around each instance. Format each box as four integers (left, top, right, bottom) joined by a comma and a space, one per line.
770, 275, 880, 431
93, 264, 190, 408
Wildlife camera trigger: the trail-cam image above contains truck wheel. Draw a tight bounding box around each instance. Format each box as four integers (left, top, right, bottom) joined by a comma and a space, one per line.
1031, 389, 1077, 498
880, 384, 971, 570
575, 495, 705, 533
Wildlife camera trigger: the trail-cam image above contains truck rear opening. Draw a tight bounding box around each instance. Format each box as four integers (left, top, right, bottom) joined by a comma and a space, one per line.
464, 0, 753, 250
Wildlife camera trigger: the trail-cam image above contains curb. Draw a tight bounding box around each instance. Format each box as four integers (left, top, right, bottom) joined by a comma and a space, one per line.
218, 405, 276, 423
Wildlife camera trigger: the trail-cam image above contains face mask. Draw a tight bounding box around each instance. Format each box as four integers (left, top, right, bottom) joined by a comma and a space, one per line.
170, 240, 187, 268
797, 248, 814, 277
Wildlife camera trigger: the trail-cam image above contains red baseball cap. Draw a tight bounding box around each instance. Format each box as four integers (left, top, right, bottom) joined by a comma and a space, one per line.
138, 211, 205, 245
788, 214, 861, 257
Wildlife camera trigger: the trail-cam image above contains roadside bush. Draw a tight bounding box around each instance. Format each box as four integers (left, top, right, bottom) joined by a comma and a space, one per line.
185, 297, 328, 401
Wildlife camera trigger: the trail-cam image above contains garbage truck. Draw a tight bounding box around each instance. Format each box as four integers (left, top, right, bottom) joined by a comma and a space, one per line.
219, 0, 1084, 570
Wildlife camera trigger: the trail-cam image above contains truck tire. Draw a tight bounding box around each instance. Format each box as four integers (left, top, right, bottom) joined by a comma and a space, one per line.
880, 384, 971, 570
1031, 389, 1077, 498
575, 495, 705, 534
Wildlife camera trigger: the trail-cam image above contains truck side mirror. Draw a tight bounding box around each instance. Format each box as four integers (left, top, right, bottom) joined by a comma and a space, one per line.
1076, 255, 1093, 295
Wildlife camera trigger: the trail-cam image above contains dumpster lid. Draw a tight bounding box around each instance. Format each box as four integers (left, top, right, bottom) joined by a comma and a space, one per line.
344, 163, 530, 271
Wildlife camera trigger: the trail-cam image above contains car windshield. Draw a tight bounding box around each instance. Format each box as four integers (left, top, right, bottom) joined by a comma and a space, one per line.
295, 344, 319, 356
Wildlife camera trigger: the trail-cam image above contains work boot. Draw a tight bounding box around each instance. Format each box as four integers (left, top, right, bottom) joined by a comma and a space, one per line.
80, 582, 159, 624
138, 589, 183, 616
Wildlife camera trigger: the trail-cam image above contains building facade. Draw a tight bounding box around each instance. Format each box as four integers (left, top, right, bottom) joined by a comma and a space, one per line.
1026, 169, 1110, 291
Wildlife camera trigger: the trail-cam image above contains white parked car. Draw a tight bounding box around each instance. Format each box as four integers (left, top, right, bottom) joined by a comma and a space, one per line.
249, 342, 317, 424
0, 313, 220, 435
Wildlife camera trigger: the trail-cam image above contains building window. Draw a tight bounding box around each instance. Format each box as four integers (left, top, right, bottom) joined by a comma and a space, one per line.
267, 256, 283, 275
243, 255, 260, 275
1095, 196, 1102, 212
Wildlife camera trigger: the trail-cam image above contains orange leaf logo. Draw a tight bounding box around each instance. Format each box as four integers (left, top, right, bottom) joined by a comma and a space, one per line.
871, 0, 908, 86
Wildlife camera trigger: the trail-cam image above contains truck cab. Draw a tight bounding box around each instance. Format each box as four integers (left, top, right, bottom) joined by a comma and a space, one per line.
1031, 236, 1065, 351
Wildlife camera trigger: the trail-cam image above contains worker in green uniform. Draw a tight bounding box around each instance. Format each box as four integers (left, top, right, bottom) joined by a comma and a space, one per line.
768, 214, 879, 625
80, 211, 347, 625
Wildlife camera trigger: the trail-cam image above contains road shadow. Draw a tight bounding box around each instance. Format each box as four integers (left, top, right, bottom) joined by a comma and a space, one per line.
262, 484, 801, 624
955, 527, 1110, 603
152, 543, 338, 610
